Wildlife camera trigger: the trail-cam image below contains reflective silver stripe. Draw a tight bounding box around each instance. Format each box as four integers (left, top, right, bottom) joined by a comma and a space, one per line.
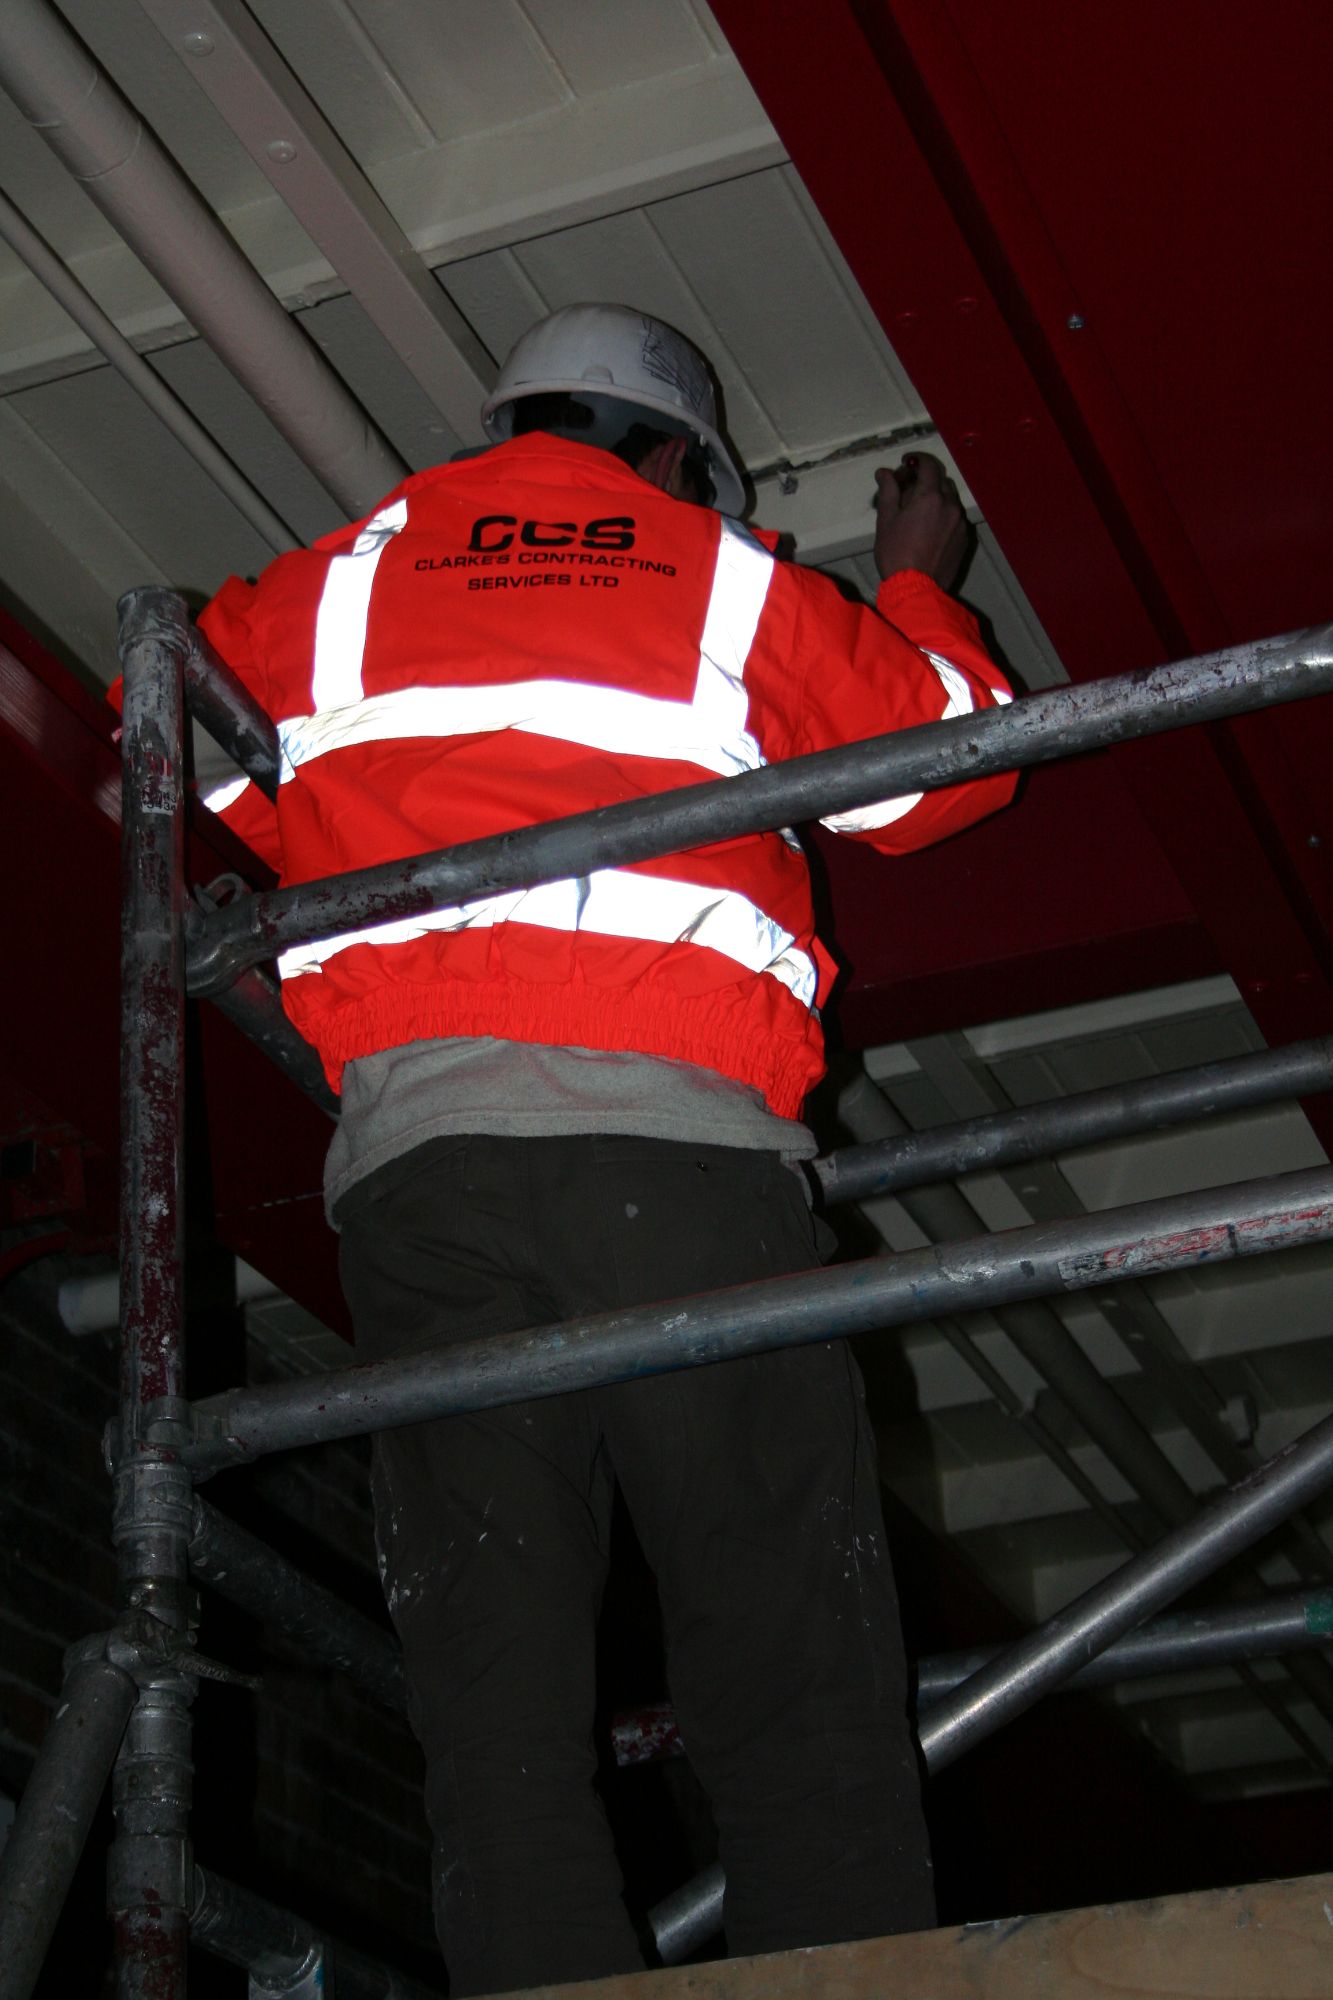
278, 676, 742, 780
311, 497, 409, 712
277, 866, 818, 1010
275, 513, 775, 783
202, 774, 250, 814
693, 517, 772, 776
820, 648, 1011, 835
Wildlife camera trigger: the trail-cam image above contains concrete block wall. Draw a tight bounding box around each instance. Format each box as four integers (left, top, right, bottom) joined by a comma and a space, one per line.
0, 1263, 439, 1992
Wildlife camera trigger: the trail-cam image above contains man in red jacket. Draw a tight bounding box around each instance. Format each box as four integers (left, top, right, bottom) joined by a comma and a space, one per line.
200, 305, 1014, 1995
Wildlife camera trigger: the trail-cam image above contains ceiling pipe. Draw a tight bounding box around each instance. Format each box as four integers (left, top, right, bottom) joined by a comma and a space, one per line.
0, 0, 406, 520
57, 1256, 280, 1336
0, 187, 299, 554
138, 0, 496, 438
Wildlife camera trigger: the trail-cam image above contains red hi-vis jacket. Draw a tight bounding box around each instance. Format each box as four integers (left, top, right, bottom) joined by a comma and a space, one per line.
198, 435, 1015, 1118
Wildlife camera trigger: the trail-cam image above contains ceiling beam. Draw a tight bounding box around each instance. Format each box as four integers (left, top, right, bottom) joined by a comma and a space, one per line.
0, 0, 405, 515
137, 0, 496, 442
0, 401, 165, 689
0, 49, 782, 394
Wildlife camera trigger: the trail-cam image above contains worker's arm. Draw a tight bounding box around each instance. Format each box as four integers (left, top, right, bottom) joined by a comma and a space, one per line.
746, 452, 1016, 852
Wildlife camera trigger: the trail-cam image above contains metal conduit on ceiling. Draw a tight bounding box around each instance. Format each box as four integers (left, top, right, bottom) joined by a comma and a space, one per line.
0, 0, 405, 517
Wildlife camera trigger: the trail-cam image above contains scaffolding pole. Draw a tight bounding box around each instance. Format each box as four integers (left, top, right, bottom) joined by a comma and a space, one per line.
613, 1590, 1333, 1765
650, 1408, 1333, 1960
185, 629, 282, 801
915, 1589, 1333, 1706
182, 620, 1333, 997
187, 1489, 1333, 1742
206, 967, 338, 1115
6, 593, 1329, 1994
191, 1866, 442, 1999
814, 1035, 1333, 1204
181, 943, 1333, 1205
181, 1164, 1333, 1471
188, 1500, 406, 1713
0, 1658, 138, 2000
110, 588, 196, 1998
921, 1414, 1333, 1768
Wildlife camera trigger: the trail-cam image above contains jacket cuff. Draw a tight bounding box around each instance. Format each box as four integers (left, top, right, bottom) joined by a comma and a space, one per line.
874, 568, 954, 618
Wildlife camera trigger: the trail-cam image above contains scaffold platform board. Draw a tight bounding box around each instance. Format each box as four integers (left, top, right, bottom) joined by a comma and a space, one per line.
502, 1872, 1333, 2000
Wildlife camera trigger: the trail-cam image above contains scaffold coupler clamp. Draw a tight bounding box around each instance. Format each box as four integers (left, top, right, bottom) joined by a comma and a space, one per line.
66, 1613, 262, 1698
249, 1942, 329, 1998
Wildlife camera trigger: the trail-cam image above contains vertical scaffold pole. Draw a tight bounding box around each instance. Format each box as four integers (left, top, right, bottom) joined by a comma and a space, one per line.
111, 587, 196, 1997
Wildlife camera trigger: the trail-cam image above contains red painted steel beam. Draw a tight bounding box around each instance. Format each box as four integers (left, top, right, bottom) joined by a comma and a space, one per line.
713, 0, 1333, 1147
817, 756, 1217, 1051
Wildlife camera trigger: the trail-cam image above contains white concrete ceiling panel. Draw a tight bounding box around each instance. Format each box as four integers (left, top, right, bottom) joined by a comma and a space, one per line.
888, 1319, 1049, 1419
0, 398, 164, 687
1235, 1339, 1333, 1421
1143, 1689, 1333, 1781
649, 170, 922, 459
1055, 1103, 1327, 1214
443, 243, 553, 369
917, 1424, 1137, 1536
776, 165, 925, 409
384, 58, 781, 268
518, 0, 718, 97
850, 970, 1333, 1786
247, 1, 445, 157
0, 8, 781, 392
1161, 1248, 1333, 1366
959, 1508, 1131, 1626
9, 366, 288, 598
259, 0, 575, 153
151, 329, 353, 544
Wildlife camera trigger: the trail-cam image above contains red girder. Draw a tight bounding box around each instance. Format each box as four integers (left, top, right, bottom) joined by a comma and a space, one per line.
712, 0, 1333, 1146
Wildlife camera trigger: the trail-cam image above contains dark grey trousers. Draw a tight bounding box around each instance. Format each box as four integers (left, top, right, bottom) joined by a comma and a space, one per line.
337, 1133, 933, 1995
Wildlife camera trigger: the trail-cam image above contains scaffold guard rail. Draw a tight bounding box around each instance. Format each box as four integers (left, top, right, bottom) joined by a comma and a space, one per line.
2, 592, 1332, 2000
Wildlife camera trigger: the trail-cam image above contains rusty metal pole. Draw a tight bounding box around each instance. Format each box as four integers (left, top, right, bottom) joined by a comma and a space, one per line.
180, 1163, 1333, 1470
111, 586, 197, 1997
0, 1657, 138, 2000
182, 621, 1333, 997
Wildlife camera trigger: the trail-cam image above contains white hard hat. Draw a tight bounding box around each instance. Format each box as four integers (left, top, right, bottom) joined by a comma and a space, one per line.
481, 303, 746, 515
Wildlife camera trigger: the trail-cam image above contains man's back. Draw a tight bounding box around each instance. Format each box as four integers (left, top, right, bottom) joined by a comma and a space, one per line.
192, 305, 1015, 1993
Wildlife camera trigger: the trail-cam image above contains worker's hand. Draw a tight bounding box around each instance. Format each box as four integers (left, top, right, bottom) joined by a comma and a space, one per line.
873, 452, 969, 591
